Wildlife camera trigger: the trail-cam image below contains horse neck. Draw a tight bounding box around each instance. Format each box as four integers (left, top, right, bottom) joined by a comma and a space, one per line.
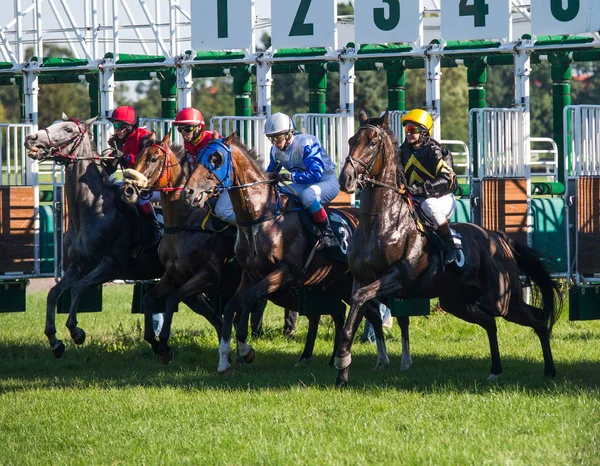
64, 137, 112, 218
159, 151, 193, 228
362, 147, 402, 215
228, 146, 274, 223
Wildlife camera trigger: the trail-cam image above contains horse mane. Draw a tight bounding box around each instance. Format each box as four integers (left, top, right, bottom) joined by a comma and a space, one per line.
169, 143, 186, 162
231, 136, 264, 174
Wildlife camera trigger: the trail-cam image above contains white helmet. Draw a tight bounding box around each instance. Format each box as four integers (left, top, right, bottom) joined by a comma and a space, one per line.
264, 112, 294, 136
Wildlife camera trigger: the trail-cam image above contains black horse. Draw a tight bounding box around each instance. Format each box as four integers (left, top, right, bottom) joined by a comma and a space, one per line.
24, 115, 164, 358
334, 110, 562, 386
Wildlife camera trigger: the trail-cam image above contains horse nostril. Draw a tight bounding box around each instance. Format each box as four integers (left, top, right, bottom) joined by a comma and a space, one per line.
124, 185, 135, 197
187, 188, 194, 197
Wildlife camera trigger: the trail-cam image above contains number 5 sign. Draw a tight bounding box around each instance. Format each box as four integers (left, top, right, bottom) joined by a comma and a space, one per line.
441, 0, 511, 42
354, 0, 423, 45
531, 0, 600, 36
271, 0, 337, 49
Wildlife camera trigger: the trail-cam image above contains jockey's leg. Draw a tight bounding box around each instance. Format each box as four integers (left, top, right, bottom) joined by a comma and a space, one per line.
302, 179, 339, 250
420, 194, 460, 265
137, 197, 163, 249
214, 192, 236, 224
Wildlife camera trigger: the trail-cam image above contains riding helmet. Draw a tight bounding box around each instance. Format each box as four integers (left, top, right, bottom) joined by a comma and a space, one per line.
110, 106, 139, 127
401, 109, 433, 133
264, 112, 295, 136
174, 108, 205, 128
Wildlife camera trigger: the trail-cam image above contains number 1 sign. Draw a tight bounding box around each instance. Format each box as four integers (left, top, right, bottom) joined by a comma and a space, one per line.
441, 0, 512, 42
191, 0, 254, 51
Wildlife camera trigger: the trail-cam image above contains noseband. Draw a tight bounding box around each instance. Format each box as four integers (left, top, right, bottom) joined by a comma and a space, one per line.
346, 124, 406, 195
42, 118, 87, 164
124, 144, 183, 195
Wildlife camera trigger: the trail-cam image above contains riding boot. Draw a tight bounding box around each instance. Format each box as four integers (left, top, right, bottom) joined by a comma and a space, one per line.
439, 230, 459, 265
315, 216, 339, 250
140, 207, 163, 249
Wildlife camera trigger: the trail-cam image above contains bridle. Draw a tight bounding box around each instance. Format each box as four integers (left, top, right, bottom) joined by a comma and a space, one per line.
345, 124, 406, 195
123, 143, 183, 196
41, 118, 88, 164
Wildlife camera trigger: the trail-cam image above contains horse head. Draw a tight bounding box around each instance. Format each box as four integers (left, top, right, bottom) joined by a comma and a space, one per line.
339, 110, 397, 193
120, 131, 177, 204
183, 131, 235, 208
24, 113, 97, 162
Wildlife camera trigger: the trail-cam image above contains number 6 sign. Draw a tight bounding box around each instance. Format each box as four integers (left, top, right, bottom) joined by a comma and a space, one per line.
531, 0, 600, 36
441, 0, 511, 42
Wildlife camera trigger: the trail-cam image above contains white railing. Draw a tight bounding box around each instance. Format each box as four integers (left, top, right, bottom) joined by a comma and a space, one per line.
140, 118, 176, 142
0, 123, 35, 186
565, 105, 600, 178
471, 107, 529, 178
210, 116, 270, 169
292, 113, 353, 174
530, 137, 559, 182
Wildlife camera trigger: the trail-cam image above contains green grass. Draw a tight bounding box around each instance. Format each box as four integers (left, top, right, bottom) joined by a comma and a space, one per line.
1, 285, 600, 465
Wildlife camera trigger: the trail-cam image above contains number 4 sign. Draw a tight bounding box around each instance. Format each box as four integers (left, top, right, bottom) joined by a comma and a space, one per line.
441, 0, 511, 42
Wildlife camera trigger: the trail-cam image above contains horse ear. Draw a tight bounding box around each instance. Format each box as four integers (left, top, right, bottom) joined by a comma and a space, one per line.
223, 131, 237, 147
211, 130, 220, 141
359, 110, 368, 125
161, 131, 171, 147
147, 131, 157, 145
83, 116, 97, 127
62, 112, 69, 121
382, 109, 389, 129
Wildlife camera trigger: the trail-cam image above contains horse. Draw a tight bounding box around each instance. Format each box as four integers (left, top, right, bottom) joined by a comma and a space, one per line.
120, 131, 237, 363
24, 115, 165, 358
182, 133, 387, 375
334, 110, 562, 386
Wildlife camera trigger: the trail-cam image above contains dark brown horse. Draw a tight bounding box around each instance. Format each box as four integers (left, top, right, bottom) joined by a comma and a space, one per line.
335, 110, 562, 386
24, 115, 164, 358
182, 133, 387, 375
120, 132, 234, 363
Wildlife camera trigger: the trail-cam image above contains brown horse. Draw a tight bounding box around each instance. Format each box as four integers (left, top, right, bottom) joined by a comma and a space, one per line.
24, 115, 164, 358
335, 110, 562, 386
120, 132, 235, 363
182, 133, 387, 375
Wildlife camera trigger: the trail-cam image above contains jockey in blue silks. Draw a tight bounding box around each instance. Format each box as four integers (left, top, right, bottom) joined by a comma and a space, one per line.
264, 112, 340, 250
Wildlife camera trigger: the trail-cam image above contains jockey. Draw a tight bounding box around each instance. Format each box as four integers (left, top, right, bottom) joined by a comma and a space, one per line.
107, 105, 163, 251
264, 112, 340, 250
400, 109, 460, 265
173, 107, 233, 224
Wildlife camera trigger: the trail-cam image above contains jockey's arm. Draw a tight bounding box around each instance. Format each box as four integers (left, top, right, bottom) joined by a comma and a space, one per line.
425, 146, 456, 197
290, 143, 325, 184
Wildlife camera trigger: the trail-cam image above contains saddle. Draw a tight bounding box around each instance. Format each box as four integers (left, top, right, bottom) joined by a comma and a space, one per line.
297, 208, 355, 263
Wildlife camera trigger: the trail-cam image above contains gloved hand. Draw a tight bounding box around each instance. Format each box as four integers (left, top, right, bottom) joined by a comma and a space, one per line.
407, 183, 424, 196
275, 172, 292, 183
423, 180, 437, 197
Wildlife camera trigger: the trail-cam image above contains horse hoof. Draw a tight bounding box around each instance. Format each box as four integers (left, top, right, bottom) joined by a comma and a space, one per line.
218, 367, 233, 377
242, 348, 255, 364
72, 328, 86, 345
544, 369, 556, 378
51, 341, 65, 359
487, 373, 499, 381
159, 349, 174, 365
294, 358, 311, 368
374, 362, 388, 371
335, 374, 348, 388
400, 357, 412, 371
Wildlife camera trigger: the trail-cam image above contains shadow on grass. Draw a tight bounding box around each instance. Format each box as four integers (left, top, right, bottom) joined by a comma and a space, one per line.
1, 338, 599, 394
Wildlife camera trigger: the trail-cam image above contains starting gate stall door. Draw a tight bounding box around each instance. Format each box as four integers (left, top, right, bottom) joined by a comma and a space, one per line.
139, 118, 176, 143
565, 105, 600, 320
471, 108, 531, 246
210, 116, 269, 169
292, 113, 354, 207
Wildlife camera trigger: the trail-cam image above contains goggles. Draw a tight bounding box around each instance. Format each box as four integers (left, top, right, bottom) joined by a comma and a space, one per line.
113, 122, 131, 132
177, 125, 198, 134
404, 124, 425, 135
268, 133, 288, 144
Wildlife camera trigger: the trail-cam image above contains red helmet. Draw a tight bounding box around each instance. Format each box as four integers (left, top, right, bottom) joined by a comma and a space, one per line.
110, 106, 139, 126
174, 108, 205, 127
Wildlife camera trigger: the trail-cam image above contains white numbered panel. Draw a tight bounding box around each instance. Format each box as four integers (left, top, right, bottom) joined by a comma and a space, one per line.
354, 0, 423, 45
531, 0, 600, 36
191, 0, 254, 51
441, 0, 511, 42
271, 0, 337, 49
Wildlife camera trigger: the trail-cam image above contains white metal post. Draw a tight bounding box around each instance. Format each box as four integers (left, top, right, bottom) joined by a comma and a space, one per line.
339, 50, 356, 153
176, 63, 193, 110
256, 58, 272, 116
425, 48, 441, 141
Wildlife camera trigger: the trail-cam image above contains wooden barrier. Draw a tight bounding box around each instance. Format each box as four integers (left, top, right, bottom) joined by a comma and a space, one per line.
576, 176, 600, 275
481, 178, 528, 245
0, 186, 35, 274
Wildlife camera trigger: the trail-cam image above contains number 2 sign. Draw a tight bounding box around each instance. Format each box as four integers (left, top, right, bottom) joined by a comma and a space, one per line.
271, 0, 337, 49
441, 0, 511, 42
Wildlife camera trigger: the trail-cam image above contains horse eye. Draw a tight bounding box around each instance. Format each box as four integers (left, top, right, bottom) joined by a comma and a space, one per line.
65, 126, 73, 133
209, 152, 223, 168
150, 156, 159, 163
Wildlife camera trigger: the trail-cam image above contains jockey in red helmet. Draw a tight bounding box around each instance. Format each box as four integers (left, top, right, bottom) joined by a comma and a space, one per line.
173, 107, 216, 159
107, 105, 162, 253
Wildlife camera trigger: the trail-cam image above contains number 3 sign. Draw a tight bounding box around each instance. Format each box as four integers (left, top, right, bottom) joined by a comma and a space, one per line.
441, 0, 512, 42
354, 0, 423, 45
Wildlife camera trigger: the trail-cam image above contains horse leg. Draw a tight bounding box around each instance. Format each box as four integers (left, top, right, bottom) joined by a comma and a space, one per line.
503, 302, 556, 377
396, 316, 412, 370
364, 300, 390, 370
296, 315, 320, 367
439, 295, 502, 379
65, 259, 118, 346
45, 265, 81, 358
327, 301, 347, 368
142, 277, 176, 356
183, 294, 223, 341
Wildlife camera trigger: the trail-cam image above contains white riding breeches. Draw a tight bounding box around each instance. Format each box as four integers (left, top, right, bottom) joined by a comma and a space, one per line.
418, 193, 456, 226
286, 172, 340, 208
214, 191, 236, 224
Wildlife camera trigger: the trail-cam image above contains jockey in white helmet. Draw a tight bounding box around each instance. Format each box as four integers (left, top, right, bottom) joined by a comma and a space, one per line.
264, 112, 340, 250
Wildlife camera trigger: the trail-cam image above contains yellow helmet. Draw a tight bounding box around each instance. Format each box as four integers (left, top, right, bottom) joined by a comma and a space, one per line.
401, 109, 433, 132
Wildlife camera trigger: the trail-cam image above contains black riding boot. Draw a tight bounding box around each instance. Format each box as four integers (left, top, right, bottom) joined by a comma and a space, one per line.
316, 216, 339, 250
439, 230, 459, 265
140, 207, 163, 249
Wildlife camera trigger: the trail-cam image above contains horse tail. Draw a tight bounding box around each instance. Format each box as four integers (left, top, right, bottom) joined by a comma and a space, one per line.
499, 232, 563, 334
